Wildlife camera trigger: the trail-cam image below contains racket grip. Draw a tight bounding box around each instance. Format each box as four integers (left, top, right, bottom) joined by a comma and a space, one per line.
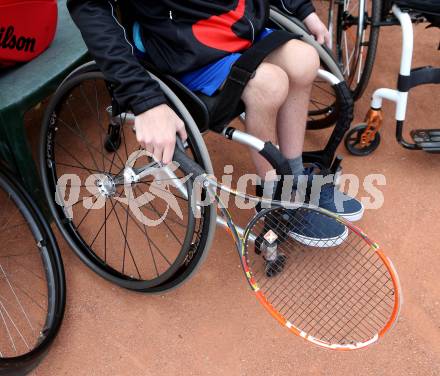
173, 142, 206, 179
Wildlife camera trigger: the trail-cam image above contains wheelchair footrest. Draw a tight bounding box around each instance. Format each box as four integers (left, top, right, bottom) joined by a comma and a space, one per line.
411, 129, 440, 151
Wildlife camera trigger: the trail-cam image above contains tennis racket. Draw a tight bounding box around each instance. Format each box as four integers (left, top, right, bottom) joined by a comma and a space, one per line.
172, 147, 402, 350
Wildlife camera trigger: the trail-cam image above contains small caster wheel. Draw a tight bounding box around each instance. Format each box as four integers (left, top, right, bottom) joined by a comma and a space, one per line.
104, 123, 122, 153
345, 123, 381, 156
265, 254, 287, 278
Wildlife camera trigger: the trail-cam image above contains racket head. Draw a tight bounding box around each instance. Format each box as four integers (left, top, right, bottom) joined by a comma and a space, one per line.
242, 204, 402, 350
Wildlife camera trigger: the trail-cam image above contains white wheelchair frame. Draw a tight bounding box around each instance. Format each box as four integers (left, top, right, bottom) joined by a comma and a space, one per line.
352, 4, 440, 153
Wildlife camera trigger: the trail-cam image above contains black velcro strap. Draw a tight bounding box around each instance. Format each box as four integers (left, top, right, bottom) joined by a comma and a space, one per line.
232, 30, 298, 77
259, 141, 292, 177
323, 81, 353, 159
228, 65, 256, 86
208, 30, 300, 132
258, 141, 292, 201
303, 81, 354, 168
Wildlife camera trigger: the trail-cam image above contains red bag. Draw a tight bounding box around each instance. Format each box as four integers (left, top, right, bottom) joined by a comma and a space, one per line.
0, 0, 58, 67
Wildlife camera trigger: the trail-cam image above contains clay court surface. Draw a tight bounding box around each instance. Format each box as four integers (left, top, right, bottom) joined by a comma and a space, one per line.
17, 23, 440, 375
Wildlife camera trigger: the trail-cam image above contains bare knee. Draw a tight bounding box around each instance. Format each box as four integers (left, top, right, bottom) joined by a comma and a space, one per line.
242, 62, 289, 111
280, 40, 320, 86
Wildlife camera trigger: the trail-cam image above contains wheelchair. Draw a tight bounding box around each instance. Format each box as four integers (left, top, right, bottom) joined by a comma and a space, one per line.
342, 1, 440, 155
316, 0, 440, 101
38, 7, 354, 293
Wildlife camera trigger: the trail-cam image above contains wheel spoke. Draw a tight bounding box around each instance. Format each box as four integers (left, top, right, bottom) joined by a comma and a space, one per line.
56, 117, 124, 172
133, 186, 183, 246
55, 142, 99, 175
65, 100, 102, 173
0, 265, 34, 339
107, 198, 142, 279
55, 161, 103, 175
112, 199, 173, 267
79, 81, 106, 172
136, 181, 188, 202
121, 185, 131, 274
310, 98, 331, 108
88, 190, 124, 249
75, 195, 100, 230
313, 83, 336, 97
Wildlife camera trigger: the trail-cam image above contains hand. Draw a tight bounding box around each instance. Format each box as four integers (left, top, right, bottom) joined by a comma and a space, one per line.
134, 104, 188, 164
303, 12, 331, 49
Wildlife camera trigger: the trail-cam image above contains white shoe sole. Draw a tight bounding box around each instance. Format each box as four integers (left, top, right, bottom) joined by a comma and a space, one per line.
338, 204, 364, 222
289, 226, 349, 248
255, 202, 365, 222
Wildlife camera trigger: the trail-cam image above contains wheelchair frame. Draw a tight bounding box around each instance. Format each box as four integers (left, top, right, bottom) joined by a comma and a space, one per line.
39, 8, 354, 292
346, 4, 440, 155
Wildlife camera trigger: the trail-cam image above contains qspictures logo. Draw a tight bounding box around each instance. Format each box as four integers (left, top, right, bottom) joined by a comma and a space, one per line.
0, 26, 36, 52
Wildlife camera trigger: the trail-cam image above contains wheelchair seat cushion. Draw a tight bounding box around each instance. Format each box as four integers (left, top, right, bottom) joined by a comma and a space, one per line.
160, 72, 245, 133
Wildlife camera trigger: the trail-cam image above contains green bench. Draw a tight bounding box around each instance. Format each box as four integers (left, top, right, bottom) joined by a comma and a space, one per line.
0, 0, 88, 208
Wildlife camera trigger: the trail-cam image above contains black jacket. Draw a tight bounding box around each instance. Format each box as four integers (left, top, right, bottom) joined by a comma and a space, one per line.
67, 0, 315, 115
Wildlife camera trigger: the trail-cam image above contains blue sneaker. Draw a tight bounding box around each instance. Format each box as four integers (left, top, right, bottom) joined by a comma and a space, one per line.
264, 208, 348, 248
301, 166, 364, 222
286, 208, 348, 247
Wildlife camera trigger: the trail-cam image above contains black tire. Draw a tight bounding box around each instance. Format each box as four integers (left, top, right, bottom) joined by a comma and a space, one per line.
335, 0, 381, 99
39, 71, 214, 292
345, 124, 381, 155
0, 167, 65, 375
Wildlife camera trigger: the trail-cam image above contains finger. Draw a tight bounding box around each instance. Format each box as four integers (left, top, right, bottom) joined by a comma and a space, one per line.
135, 130, 143, 145
152, 145, 164, 165
145, 147, 154, 160
324, 32, 331, 49
317, 33, 325, 45
177, 124, 188, 142
144, 143, 154, 158
162, 141, 175, 165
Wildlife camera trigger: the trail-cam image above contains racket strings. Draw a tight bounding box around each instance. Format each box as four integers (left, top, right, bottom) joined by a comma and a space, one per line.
278, 237, 393, 342
245, 207, 396, 346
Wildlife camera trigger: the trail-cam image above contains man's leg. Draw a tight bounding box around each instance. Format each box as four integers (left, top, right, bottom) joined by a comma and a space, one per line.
264, 40, 364, 221
241, 62, 289, 181
239, 41, 352, 252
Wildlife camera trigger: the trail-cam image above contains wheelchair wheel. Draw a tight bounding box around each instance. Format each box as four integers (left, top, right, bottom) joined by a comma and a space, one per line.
0, 167, 65, 375
269, 8, 345, 130
334, 0, 381, 99
40, 70, 216, 292
345, 123, 381, 155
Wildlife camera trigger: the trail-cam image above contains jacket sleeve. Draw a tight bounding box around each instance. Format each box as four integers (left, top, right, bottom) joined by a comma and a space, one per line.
67, 0, 167, 115
270, 0, 315, 20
